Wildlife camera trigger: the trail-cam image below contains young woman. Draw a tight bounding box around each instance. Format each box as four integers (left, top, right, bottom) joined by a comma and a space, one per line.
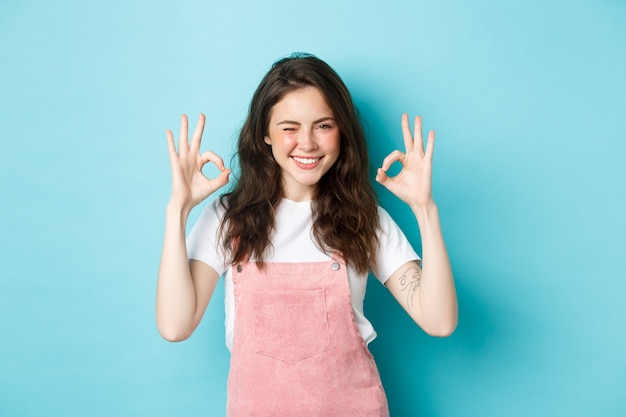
157, 53, 457, 417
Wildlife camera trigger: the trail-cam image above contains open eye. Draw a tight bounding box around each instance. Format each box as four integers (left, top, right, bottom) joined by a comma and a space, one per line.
318, 123, 334, 130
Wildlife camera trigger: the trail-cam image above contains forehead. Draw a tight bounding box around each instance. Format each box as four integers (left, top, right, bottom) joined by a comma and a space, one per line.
269, 86, 334, 121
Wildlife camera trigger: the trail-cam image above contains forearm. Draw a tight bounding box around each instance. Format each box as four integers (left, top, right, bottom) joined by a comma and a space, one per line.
411, 201, 458, 336
156, 203, 197, 341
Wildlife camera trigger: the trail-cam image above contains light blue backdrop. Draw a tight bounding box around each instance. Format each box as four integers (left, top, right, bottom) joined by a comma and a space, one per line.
1, 0, 625, 416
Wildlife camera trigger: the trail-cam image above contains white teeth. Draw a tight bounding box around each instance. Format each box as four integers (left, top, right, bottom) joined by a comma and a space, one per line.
293, 157, 320, 165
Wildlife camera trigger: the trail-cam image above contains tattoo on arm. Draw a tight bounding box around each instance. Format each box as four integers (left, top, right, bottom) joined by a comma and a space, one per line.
398, 267, 421, 312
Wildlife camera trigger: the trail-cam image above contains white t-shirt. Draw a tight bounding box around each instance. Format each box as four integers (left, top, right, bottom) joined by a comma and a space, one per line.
187, 198, 419, 351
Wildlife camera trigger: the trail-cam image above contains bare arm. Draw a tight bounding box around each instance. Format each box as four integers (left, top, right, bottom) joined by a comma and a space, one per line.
156, 114, 230, 342
377, 114, 457, 337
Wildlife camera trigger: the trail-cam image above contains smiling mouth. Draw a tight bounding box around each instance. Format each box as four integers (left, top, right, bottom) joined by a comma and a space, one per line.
292, 156, 321, 165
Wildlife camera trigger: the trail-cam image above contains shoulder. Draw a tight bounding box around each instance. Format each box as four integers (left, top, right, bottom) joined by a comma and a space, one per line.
187, 198, 229, 274
372, 205, 420, 282
199, 197, 227, 221
376, 205, 392, 220
376, 205, 402, 235
188, 198, 227, 241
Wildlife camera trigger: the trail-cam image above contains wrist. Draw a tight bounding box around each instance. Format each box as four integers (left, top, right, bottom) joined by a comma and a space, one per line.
409, 200, 439, 223
166, 200, 192, 223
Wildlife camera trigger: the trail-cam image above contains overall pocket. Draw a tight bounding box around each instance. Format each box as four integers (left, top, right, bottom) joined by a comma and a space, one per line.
253, 289, 330, 364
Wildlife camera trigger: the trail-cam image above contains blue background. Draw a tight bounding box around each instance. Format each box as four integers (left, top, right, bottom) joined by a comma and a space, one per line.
1, 0, 625, 416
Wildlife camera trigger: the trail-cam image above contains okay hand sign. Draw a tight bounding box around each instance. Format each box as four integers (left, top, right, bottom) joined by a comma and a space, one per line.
376, 114, 435, 209
166, 114, 230, 212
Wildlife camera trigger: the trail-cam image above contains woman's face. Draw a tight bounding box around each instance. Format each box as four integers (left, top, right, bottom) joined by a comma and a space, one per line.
264, 86, 341, 201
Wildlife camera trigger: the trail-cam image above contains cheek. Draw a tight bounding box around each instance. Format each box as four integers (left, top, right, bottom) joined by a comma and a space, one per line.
326, 132, 341, 153
274, 134, 298, 150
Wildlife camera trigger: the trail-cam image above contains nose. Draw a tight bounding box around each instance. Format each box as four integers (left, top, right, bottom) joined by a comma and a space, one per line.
298, 128, 318, 152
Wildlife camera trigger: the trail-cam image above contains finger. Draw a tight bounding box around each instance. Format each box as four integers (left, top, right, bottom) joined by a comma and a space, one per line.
424, 130, 435, 160
204, 168, 231, 195
189, 113, 206, 155
413, 116, 425, 157
178, 114, 189, 155
166, 130, 179, 166
214, 168, 231, 187
401, 113, 414, 153
166, 129, 176, 153
199, 150, 226, 172
375, 168, 389, 184
381, 150, 405, 171
376, 168, 399, 195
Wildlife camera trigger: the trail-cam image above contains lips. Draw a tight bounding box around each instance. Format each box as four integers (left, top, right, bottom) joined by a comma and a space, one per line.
291, 156, 323, 169
293, 156, 320, 164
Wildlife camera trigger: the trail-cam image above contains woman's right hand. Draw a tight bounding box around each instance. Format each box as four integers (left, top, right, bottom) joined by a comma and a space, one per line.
166, 114, 230, 213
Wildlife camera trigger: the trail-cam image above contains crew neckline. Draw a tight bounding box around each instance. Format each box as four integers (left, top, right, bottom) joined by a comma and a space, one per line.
279, 198, 313, 208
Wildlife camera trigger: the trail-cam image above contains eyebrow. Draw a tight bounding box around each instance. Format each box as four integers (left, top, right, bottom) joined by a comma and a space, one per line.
276, 117, 335, 126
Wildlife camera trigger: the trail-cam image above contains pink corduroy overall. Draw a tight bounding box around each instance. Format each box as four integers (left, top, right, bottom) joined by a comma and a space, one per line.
226, 259, 390, 417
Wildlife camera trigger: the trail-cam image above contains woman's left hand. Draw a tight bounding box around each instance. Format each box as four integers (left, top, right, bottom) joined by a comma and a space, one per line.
376, 114, 435, 209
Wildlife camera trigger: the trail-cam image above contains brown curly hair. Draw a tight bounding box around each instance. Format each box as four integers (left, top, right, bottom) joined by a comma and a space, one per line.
219, 53, 379, 274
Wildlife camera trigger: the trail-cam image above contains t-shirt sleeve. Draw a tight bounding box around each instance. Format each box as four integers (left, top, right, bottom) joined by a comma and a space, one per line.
373, 206, 420, 284
186, 199, 228, 276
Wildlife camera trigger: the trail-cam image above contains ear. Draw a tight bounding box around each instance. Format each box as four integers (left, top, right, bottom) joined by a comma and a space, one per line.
264, 135, 272, 145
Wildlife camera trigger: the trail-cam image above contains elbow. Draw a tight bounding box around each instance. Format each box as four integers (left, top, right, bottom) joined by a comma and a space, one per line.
156, 308, 196, 342
156, 320, 192, 343
426, 325, 456, 338
423, 318, 458, 338
158, 328, 191, 343
159, 330, 190, 343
